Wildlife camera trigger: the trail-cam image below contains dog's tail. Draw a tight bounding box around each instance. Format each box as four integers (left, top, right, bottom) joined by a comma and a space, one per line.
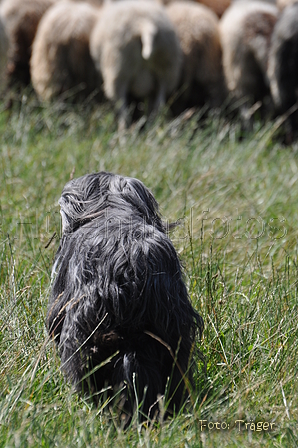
62, 329, 192, 422
108, 332, 189, 421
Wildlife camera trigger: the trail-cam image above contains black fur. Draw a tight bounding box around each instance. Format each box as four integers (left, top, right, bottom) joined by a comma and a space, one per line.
47, 172, 203, 422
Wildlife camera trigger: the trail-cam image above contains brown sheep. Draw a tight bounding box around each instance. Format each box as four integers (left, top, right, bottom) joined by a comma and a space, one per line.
166, 1, 226, 112
220, 1, 278, 114
162, 0, 231, 18
276, 0, 295, 9
0, 0, 59, 84
30, 1, 101, 101
90, 0, 182, 129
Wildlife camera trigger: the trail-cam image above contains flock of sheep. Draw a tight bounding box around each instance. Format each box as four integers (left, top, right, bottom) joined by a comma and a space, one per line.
0, 0, 297, 134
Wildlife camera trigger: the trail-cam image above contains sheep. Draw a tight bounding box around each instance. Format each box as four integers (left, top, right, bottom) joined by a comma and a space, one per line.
166, 1, 226, 112
74, 0, 104, 4
90, 0, 182, 129
196, 0, 231, 17
276, 0, 295, 10
0, 13, 8, 89
30, 1, 101, 102
197, 0, 231, 18
268, 2, 298, 141
0, 0, 59, 85
220, 1, 278, 117
162, 0, 231, 18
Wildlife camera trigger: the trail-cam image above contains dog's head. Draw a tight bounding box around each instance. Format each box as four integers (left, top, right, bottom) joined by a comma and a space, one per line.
58, 172, 164, 234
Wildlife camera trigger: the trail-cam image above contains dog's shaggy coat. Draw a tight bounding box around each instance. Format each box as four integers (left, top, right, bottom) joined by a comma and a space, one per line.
48, 172, 203, 421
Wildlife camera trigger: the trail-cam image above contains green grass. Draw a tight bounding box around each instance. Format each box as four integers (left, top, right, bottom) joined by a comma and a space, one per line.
1, 95, 298, 447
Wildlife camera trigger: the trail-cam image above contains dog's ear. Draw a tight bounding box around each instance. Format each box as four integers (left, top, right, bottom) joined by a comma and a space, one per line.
58, 172, 110, 233
122, 177, 164, 228
127, 177, 159, 211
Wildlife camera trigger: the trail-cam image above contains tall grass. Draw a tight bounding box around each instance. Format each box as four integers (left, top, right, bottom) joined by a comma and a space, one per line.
0, 95, 298, 447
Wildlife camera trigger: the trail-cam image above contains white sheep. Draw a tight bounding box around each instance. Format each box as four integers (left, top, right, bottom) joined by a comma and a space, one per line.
166, 1, 225, 111
90, 0, 182, 129
0, 0, 59, 84
30, 1, 101, 101
220, 1, 278, 112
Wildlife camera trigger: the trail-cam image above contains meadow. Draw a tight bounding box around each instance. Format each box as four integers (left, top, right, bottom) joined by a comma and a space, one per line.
0, 93, 298, 447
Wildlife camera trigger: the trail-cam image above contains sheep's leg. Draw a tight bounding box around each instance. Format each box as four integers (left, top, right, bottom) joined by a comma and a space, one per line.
152, 82, 166, 114
147, 83, 166, 125
116, 83, 129, 131
118, 100, 128, 132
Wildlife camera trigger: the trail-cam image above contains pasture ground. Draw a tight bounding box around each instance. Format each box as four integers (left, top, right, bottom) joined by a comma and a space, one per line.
0, 93, 298, 447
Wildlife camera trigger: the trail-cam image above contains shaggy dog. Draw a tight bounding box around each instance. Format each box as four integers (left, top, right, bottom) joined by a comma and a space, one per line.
47, 172, 203, 422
